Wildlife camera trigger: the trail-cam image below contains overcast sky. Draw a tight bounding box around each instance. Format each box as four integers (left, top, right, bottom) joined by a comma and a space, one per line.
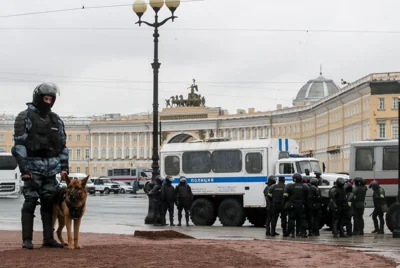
0, 0, 399, 117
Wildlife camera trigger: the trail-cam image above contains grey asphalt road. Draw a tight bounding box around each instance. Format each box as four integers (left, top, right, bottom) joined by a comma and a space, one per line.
1, 193, 400, 266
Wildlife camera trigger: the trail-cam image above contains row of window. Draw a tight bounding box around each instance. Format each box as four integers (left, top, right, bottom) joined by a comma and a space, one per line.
67, 147, 153, 160
67, 134, 90, 142
378, 97, 398, 110
164, 150, 263, 175
355, 146, 398, 171
92, 133, 152, 143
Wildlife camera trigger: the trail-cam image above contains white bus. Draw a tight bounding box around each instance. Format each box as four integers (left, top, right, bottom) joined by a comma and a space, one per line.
349, 139, 398, 207
161, 138, 334, 227
0, 151, 21, 197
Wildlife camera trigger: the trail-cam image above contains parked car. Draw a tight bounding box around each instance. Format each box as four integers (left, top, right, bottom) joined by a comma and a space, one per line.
92, 176, 120, 194
113, 181, 134, 194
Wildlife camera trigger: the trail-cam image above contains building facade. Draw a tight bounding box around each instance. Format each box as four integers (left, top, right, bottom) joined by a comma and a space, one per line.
0, 72, 399, 176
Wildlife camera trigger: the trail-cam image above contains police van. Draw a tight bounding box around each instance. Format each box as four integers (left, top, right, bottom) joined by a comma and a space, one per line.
349, 139, 398, 207
160, 138, 339, 227
0, 149, 21, 197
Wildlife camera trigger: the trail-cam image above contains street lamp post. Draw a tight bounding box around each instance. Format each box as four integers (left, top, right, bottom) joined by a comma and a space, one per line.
132, 0, 180, 224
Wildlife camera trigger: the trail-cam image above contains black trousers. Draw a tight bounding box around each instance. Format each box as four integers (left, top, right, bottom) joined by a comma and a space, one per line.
271, 205, 287, 234
162, 201, 175, 224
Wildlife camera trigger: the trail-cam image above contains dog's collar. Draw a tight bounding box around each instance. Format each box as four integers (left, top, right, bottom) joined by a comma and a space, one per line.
65, 199, 85, 220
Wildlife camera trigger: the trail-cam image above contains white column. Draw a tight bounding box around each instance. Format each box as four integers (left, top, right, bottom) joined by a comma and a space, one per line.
90, 133, 93, 158
136, 133, 140, 157
106, 134, 109, 159
250, 128, 253, 140
144, 132, 148, 158
114, 134, 117, 159
97, 134, 101, 159
129, 133, 133, 158
122, 133, 125, 159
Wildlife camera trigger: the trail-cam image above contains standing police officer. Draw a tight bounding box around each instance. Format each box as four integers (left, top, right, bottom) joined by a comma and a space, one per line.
330, 177, 347, 238
268, 176, 287, 237
148, 175, 163, 226
284, 173, 308, 238
369, 181, 387, 234
352, 177, 367, 235
344, 183, 354, 236
308, 178, 322, 236
264, 176, 276, 236
175, 176, 193, 226
161, 176, 176, 226
12, 82, 67, 249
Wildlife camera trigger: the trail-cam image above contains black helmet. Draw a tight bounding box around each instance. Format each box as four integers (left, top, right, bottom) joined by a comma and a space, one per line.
354, 177, 365, 186
293, 173, 302, 183
336, 177, 345, 188
369, 180, 379, 190
344, 183, 353, 192
304, 168, 310, 176
315, 172, 322, 179
267, 175, 277, 186
155, 175, 163, 184
278, 176, 285, 183
32, 82, 60, 109
310, 178, 319, 187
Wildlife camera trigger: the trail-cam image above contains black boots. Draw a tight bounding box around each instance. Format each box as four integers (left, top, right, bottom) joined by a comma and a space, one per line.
170, 216, 175, 226
22, 213, 34, 250
41, 211, 64, 248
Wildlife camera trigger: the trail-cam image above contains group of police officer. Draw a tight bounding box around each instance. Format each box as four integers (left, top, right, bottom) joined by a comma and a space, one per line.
264, 172, 387, 238
148, 175, 193, 227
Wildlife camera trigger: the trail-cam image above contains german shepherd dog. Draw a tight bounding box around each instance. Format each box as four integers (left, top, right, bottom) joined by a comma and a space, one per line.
52, 173, 89, 249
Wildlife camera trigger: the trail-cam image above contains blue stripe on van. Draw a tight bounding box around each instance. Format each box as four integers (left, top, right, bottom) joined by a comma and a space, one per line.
285, 138, 289, 151
279, 139, 282, 151
171, 176, 294, 184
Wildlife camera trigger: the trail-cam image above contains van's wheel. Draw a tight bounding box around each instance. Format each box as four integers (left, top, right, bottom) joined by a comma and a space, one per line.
247, 209, 266, 227
386, 203, 400, 233
218, 199, 246, 226
104, 188, 110, 194
191, 198, 216, 226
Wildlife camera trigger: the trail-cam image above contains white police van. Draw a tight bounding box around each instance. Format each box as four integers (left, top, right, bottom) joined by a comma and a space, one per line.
161, 138, 340, 227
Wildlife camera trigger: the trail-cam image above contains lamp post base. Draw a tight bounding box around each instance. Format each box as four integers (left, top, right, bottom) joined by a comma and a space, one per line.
144, 194, 155, 224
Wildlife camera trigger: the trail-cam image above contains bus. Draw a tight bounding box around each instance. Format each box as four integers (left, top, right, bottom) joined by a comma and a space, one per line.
0, 150, 21, 197
349, 139, 398, 207
107, 167, 152, 191
160, 138, 337, 227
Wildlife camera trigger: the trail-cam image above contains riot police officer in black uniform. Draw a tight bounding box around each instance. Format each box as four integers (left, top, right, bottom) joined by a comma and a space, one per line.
267, 176, 287, 236
161, 176, 176, 226
148, 175, 163, 226
12, 82, 67, 249
284, 173, 308, 238
330, 177, 347, 238
175, 176, 193, 226
369, 181, 387, 234
264, 176, 276, 236
352, 177, 367, 235
308, 178, 322, 236
344, 183, 354, 236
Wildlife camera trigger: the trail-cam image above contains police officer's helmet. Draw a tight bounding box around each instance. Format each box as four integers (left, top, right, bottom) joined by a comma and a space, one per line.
179, 176, 186, 182
155, 175, 163, 183
166, 175, 173, 182
344, 182, 353, 192
267, 176, 277, 185
354, 177, 365, 186
278, 176, 285, 183
32, 82, 60, 108
315, 172, 322, 179
369, 180, 379, 190
310, 178, 319, 187
292, 173, 302, 183
335, 177, 345, 188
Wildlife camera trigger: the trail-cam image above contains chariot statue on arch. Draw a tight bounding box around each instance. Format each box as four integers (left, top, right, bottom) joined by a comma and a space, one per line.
165, 79, 206, 108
